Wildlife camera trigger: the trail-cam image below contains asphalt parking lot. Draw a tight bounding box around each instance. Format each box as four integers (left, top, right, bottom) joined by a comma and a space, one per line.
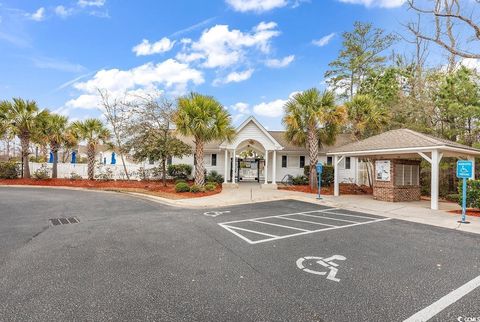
0, 187, 479, 321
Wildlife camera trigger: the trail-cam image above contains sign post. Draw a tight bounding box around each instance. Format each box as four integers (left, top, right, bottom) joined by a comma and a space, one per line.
316, 162, 323, 200
456, 160, 473, 224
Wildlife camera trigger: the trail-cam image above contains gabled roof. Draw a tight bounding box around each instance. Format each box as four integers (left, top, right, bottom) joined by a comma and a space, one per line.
268, 131, 354, 153
328, 129, 480, 156
220, 116, 283, 150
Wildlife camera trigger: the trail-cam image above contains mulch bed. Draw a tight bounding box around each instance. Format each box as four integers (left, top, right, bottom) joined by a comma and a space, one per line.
279, 183, 373, 195
0, 178, 221, 200
448, 209, 480, 218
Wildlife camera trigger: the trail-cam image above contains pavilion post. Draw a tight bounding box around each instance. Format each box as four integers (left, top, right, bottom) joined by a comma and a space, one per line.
334, 155, 340, 197
232, 149, 236, 183
224, 149, 228, 184
431, 149, 441, 210
264, 150, 269, 184
272, 150, 277, 185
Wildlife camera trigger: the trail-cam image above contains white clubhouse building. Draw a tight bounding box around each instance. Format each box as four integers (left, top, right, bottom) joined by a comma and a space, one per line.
172, 116, 362, 188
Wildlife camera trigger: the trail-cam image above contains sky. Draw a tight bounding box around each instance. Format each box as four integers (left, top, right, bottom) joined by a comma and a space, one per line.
0, 0, 439, 130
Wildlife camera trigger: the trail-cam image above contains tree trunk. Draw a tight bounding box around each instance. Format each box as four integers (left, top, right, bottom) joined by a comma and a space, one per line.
194, 139, 205, 186
20, 135, 30, 178
119, 153, 130, 180
87, 144, 95, 180
52, 144, 59, 179
161, 158, 167, 187
307, 127, 319, 190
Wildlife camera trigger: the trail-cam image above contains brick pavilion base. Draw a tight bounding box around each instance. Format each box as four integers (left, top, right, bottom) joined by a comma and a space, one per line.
373, 159, 421, 202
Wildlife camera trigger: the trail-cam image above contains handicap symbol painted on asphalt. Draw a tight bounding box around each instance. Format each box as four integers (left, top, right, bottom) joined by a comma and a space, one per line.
296, 255, 346, 282
203, 211, 230, 218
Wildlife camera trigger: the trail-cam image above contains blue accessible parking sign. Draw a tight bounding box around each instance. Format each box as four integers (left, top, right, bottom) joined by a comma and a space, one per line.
457, 160, 473, 224
457, 160, 473, 178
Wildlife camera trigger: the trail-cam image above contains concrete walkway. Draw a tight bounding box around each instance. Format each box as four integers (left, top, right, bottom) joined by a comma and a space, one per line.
131, 183, 480, 235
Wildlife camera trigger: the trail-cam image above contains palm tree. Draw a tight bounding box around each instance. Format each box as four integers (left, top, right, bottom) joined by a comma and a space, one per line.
1, 98, 46, 178
283, 89, 346, 190
174, 93, 235, 185
346, 94, 389, 140
42, 113, 69, 178
72, 119, 111, 180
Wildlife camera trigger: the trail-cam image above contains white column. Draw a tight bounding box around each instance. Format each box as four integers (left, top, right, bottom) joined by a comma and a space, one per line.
468, 156, 476, 180
264, 150, 269, 184
431, 149, 440, 210
272, 150, 277, 184
224, 149, 228, 183
232, 149, 236, 183
334, 155, 341, 197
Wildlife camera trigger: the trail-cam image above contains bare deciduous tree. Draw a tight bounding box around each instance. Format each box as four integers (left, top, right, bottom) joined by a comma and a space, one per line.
407, 0, 480, 64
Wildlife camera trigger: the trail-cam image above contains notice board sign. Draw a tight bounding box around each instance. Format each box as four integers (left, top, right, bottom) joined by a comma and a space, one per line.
375, 160, 391, 181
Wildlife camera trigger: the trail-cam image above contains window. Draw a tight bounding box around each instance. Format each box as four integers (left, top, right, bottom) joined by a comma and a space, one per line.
167, 156, 173, 166
211, 154, 217, 166
300, 156, 305, 168
327, 157, 333, 165
148, 157, 154, 165
345, 157, 351, 170
193, 154, 196, 166
282, 155, 287, 168
394, 164, 419, 186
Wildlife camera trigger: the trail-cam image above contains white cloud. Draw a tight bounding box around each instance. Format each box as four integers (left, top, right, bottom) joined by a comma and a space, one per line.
230, 102, 251, 122
55, 6, 74, 18
337, 0, 405, 8
66, 59, 204, 109
461, 58, 480, 71
312, 33, 336, 47
27, 7, 45, 21
31, 56, 85, 73
132, 37, 175, 56
226, 0, 288, 12
253, 99, 286, 117
214, 69, 254, 85
232, 102, 250, 114
265, 55, 294, 68
178, 21, 280, 69
252, 91, 299, 117
78, 0, 106, 7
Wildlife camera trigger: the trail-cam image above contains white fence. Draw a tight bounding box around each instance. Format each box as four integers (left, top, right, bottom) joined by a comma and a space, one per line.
29, 162, 160, 180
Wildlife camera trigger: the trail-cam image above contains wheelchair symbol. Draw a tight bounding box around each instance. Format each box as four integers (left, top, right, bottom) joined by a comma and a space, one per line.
296, 255, 346, 282
203, 211, 230, 217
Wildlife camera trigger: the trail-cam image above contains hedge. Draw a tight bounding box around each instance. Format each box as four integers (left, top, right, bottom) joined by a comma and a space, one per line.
458, 179, 480, 208
168, 164, 192, 180
0, 161, 19, 179
303, 164, 335, 186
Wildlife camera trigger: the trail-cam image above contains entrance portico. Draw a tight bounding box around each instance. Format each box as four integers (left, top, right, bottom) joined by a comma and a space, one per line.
220, 116, 283, 189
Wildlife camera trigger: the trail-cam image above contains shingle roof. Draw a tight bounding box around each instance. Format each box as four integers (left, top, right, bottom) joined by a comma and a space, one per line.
177, 131, 354, 153
328, 129, 480, 154
268, 131, 354, 153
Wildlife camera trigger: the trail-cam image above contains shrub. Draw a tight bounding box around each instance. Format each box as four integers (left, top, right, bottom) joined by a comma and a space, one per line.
190, 184, 204, 193
206, 181, 218, 188
302, 164, 334, 186
168, 164, 192, 180
0, 161, 19, 179
205, 183, 216, 191
95, 166, 114, 181
175, 182, 190, 193
458, 179, 480, 208
69, 172, 82, 180
321, 165, 334, 186
292, 175, 309, 185
33, 164, 50, 180
206, 170, 223, 184
175, 179, 187, 184
445, 193, 460, 203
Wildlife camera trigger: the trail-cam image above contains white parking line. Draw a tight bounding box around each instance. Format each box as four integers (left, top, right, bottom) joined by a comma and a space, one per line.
295, 213, 360, 224
250, 220, 310, 232
403, 274, 480, 322
321, 211, 380, 220
219, 208, 391, 244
